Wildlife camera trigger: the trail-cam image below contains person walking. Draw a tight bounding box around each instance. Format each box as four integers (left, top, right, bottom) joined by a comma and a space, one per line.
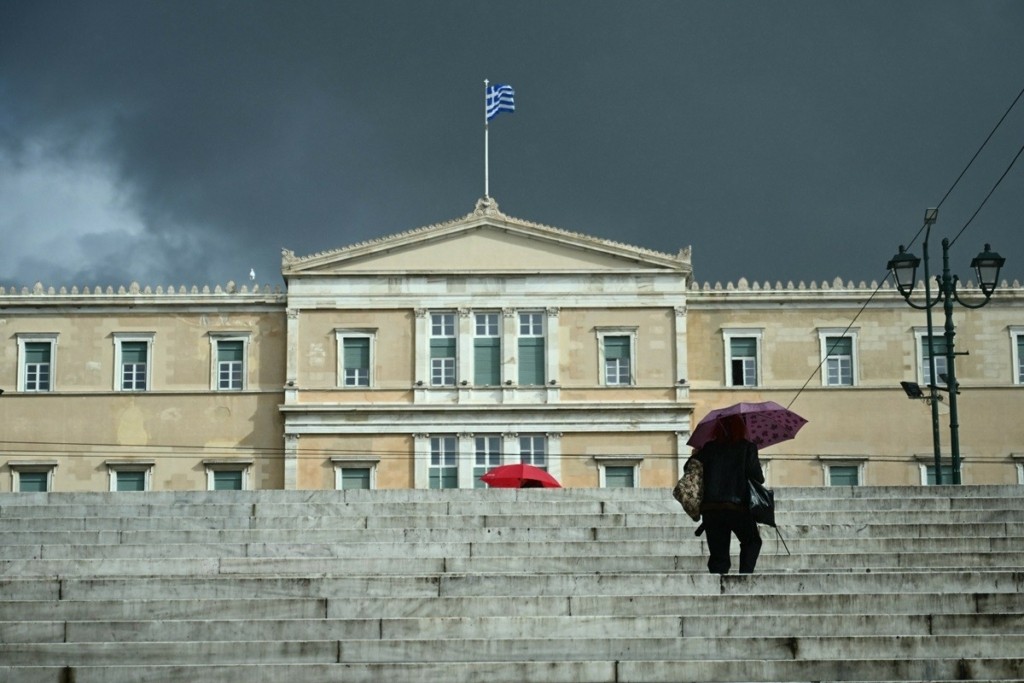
693, 414, 765, 574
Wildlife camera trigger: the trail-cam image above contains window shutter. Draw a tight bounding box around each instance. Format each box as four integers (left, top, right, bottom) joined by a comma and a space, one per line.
343, 338, 369, 368
25, 343, 51, 364
474, 338, 500, 385
121, 342, 147, 363
605, 336, 630, 360
218, 340, 244, 362
518, 337, 545, 385
730, 337, 757, 356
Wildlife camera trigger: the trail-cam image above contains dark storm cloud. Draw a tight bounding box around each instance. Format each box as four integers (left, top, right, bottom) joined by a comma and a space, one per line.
1, 0, 1022, 289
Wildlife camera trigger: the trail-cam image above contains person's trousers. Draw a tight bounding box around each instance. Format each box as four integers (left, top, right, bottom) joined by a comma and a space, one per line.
701, 508, 762, 574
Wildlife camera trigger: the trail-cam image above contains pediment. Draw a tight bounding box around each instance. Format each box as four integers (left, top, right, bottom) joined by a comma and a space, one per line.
283, 198, 690, 276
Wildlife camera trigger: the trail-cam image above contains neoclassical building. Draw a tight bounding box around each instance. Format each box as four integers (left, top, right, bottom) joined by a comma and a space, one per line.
2, 198, 1022, 492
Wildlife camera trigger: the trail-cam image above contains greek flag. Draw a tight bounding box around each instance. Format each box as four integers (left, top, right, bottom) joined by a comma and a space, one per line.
486, 84, 515, 121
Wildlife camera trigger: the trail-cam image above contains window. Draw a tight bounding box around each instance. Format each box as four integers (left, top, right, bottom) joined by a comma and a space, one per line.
923, 464, 955, 486
209, 334, 249, 391
106, 462, 153, 492
17, 334, 58, 392
9, 462, 57, 492
430, 313, 457, 387
597, 329, 636, 387
520, 435, 547, 469
518, 312, 545, 386
474, 313, 501, 386
114, 333, 154, 392
429, 436, 458, 488
473, 435, 502, 488
723, 330, 761, 387
826, 464, 860, 486
604, 466, 636, 488
916, 331, 948, 387
1011, 328, 1024, 385
336, 330, 375, 388
332, 458, 378, 490
819, 330, 857, 387
203, 459, 252, 491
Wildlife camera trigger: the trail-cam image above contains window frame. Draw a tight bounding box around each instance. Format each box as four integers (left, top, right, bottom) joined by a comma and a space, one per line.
17, 333, 58, 393
331, 458, 379, 490
821, 459, 865, 486
596, 327, 637, 387
595, 456, 643, 488
1010, 326, 1024, 386
9, 461, 58, 492
429, 312, 457, 387
335, 328, 377, 389
517, 311, 546, 386
473, 312, 502, 386
105, 460, 154, 492
202, 459, 253, 491
113, 332, 155, 392
209, 333, 251, 391
722, 329, 763, 388
914, 328, 949, 388
519, 435, 548, 469
818, 328, 858, 387
473, 434, 502, 488
429, 436, 459, 489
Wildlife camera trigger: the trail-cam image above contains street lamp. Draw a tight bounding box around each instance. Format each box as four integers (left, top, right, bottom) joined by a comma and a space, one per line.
887, 208, 1005, 484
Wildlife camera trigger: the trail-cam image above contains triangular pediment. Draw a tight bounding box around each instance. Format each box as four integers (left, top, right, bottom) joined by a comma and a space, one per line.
283, 198, 690, 276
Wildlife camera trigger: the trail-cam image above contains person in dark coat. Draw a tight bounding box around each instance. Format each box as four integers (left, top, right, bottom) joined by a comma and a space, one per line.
694, 414, 765, 574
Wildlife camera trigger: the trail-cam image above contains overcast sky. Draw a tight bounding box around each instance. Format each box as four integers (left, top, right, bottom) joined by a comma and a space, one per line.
2, 1, 1022, 291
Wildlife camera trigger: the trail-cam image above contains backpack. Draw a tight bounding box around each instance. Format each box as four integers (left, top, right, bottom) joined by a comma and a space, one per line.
672, 457, 703, 521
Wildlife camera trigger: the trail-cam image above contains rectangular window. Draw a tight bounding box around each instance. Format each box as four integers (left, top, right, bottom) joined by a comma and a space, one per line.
17, 334, 58, 393
604, 465, 635, 488
342, 337, 370, 387
118, 340, 150, 391
16, 470, 50, 492
474, 313, 501, 386
921, 335, 949, 387
216, 340, 244, 390
429, 436, 458, 489
1016, 334, 1024, 384
430, 313, 457, 387
520, 435, 547, 469
115, 470, 147, 492
824, 336, 853, 386
925, 464, 954, 486
340, 467, 371, 490
24, 342, 53, 392
728, 337, 758, 387
828, 465, 860, 486
518, 312, 545, 386
213, 470, 244, 491
603, 335, 632, 386
473, 435, 502, 488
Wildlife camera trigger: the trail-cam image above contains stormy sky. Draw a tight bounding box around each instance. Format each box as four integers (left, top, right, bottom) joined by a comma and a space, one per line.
1, 1, 1022, 291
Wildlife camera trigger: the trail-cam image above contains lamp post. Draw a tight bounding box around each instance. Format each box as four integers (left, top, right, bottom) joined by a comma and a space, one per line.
887, 208, 1006, 485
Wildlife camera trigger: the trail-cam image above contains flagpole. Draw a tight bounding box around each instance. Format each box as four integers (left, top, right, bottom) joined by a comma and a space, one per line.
483, 79, 490, 198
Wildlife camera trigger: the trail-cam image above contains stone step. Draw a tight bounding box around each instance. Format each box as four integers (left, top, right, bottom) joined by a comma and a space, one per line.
2, 484, 1020, 506
2, 521, 1022, 546
5, 611, 1024, 645
3, 534, 1021, 560
2, 634, 1023, 665
3, 495, 1021, 519
4, 661, 1023, 683
3, 509, 1022, 532
7, 590, 1023, 621
3, 570, 1021, 602
3, 550, 1023, 577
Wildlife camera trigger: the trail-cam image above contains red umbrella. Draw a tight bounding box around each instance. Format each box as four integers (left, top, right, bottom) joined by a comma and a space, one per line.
687, 401, 808, 450
480, 463, 562, 488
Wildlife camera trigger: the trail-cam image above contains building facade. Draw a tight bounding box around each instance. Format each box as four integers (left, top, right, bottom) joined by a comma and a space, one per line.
2, 198, 1022, 491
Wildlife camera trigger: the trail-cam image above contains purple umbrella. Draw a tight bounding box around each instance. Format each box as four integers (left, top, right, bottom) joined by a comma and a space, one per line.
687, 401, 808, 450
